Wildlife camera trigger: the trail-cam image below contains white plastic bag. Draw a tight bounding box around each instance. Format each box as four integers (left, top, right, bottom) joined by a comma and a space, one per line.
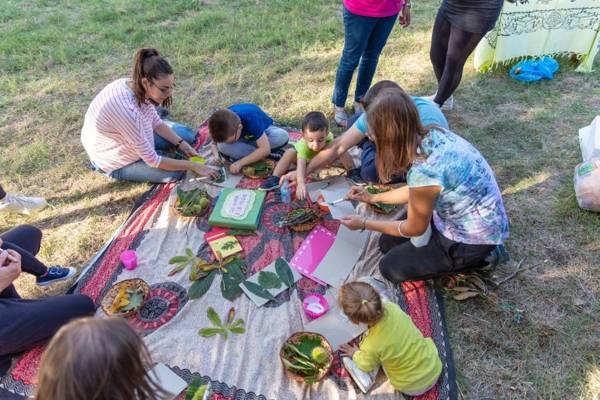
574, 159, 600, 212
579, 116, 600, 161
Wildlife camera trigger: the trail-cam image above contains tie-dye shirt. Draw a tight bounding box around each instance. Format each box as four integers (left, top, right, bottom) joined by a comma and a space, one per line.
407, 129, 509, 245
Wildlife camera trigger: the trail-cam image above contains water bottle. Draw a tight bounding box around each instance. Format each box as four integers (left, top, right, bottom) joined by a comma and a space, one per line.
280, 179, 291, 204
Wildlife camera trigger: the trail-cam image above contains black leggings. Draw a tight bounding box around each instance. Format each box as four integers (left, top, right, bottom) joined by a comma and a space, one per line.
378, 224, 495, 282
430, 10, 487, 106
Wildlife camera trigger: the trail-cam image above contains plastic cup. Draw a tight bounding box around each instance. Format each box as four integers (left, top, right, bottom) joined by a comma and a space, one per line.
303, 293, 329, 319
120, 250, 138, 270
189, 156, 206, 165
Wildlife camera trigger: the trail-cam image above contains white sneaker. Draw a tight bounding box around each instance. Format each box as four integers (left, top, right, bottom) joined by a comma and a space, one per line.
424, 92, 454, 111
0, 194, 48, 215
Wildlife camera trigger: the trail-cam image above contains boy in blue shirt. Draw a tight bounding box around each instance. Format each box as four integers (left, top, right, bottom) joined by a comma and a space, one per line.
208, 104, 289, 174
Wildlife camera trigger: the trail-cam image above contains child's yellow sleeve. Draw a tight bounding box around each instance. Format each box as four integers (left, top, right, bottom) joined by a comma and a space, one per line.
352, 349, 379, 372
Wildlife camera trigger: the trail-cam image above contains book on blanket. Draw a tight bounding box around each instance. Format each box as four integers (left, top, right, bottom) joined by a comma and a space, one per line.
342, 357, 381, 394
208, 188, 266, 230
204, 227, 243, 259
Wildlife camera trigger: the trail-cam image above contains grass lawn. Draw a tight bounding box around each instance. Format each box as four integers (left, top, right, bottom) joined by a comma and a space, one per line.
1, 0, 599, 398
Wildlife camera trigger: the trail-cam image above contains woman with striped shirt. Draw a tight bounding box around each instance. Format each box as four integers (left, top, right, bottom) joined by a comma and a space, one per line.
81, 48, 217, 183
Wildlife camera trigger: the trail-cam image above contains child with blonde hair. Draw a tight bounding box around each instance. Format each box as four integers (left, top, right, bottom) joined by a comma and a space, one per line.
36, 317, 167, 400
338, 281, 442, 395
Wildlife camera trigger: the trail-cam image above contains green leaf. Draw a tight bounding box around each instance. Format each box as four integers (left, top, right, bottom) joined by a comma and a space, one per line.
185, 247, 194, 257
227, 229, 256, 236
189, 264, 208, 281
185, 378, 207, 400
275, 258, 295, 288
120, 290, 144, 312
221, 240, 238, 251
220, 261, 245, 301
198, 327, 225, 337
258, 271, 282, 289
231, 318, 244, 327
169, 255, 189, 264
242, 281, 275, 301
188, 270, 217, 299
207, 307, 222, 327
228, 326, 245, 334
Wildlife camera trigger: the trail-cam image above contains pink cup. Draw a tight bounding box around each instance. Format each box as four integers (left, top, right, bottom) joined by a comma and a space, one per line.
303, 293, 329, 319
120, 250, 138, 270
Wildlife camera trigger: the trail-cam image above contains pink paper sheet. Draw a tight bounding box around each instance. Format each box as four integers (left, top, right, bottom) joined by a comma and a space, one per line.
289, 225, 336, 285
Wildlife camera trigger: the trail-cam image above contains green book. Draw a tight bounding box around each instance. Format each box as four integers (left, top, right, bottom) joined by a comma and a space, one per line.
208, 188, 266, 230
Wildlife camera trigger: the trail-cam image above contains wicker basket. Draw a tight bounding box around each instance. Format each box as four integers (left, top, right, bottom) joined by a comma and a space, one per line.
280, 331, 333, 384
172, 193, 211, 219
242, 159, 275, 179
100, 278, 150, 318
289, 210, 321, 232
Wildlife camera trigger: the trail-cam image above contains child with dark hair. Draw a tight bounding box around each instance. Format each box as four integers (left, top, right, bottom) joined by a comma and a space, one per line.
36, 317, 167, 400
338, 281, 442, 396
259, 111, 352, 199
208, 104, 289, 174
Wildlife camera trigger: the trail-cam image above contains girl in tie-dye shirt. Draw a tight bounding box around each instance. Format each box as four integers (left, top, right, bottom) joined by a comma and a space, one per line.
341, 88, 508, 282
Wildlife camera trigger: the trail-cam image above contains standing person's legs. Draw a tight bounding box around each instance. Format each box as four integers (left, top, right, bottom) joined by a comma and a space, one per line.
0, 225, 46, 276
433, 27, 486, 106
0, 185, 6, 200
429, 9, 452, 84
354, 13, 398, 103
332, 8, 378, 108
264, 126, 289, 150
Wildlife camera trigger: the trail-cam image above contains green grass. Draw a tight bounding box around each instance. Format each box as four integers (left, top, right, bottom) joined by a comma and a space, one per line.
1, 0, 599, 398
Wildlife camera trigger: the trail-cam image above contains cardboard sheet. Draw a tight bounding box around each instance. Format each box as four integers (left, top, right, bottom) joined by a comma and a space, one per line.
240, 258, 302, 306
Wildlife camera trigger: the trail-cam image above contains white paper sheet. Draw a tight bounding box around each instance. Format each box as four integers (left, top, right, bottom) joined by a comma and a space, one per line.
321, 189, 355, 220
149, 363, 188, 399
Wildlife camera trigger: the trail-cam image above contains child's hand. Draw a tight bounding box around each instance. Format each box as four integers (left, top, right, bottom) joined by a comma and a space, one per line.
296, 183, 307, 200
279, 171, 297, 185
347, 186, 373, 204
339, 343, 359, 357
229, 162, 242, 174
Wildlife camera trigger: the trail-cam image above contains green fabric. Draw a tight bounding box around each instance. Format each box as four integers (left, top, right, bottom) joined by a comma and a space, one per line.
474, 0, 600, 73
352, 302, 442, 393
293, 132, 334, 160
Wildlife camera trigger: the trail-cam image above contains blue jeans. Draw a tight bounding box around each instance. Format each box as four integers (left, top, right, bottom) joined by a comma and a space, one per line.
332, 7, 398, 107
96, 121, 198, 184
359, 139, 406, 184
216, 125, 289, 161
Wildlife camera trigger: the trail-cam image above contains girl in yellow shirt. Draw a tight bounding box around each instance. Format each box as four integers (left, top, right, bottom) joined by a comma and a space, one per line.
339, 281, 442, 395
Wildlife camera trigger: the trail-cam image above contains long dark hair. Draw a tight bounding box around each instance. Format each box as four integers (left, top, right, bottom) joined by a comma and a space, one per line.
36, 317, 167, 400
132, 48, 173, 108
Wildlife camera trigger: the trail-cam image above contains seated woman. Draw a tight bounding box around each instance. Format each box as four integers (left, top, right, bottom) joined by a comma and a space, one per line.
280, 80, 448, 185
0, 226, 94, 375
81, 48, 217, 183
340, 89, 508, 282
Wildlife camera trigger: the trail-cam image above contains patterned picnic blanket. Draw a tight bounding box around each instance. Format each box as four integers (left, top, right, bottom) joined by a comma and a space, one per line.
0, 125, 457, 400
474, 0, 600, 72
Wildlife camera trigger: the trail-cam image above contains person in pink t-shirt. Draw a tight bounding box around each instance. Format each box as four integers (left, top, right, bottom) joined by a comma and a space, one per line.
81, 48, 217, 183
332, 0, 411, 127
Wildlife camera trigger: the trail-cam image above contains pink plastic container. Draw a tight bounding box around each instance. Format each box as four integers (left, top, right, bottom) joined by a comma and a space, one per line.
303, 293, 329, 319
120, 250, 138, 271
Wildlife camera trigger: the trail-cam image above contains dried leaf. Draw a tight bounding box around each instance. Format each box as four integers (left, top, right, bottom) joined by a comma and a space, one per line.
243, 281, 275, 301
453, 291, 480, 301
226, 307, 235, 325
188, 270, 217, 299
258, 271, 282, 290
207, 307, 222, 327
198, 327, 225, 337
275, 258, 295, 289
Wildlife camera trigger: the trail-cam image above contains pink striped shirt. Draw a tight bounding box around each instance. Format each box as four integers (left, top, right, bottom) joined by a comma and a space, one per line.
343, 0, 403, 17
81, 78, 163, 173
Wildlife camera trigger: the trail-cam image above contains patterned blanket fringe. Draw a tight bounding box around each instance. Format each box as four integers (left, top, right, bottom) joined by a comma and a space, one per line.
480, 50, 585, 72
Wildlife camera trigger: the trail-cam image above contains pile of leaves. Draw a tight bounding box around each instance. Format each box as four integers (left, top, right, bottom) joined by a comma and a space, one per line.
198, 307, 245, 340
175, 187, 211, 217
366, 185, 396, 214
109, 285, 145, 314
168, 248, 246, 301
242, 159, 273, 178
281, 334, 332, 384
242, 258, 295, 302
276, 208, 319, 228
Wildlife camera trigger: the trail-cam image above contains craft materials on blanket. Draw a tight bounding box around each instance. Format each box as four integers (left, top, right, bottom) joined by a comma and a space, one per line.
240, 258, 301, 306
205, 227, 243, 259
174, 187, 211, 217
186, 379, 212, 400
342, 357, 380, 394
189, 155, 207, 165
208, 188, 266, 229
366, 185, 396, 214
289, 225, 336, 285
101, 279, 150, 317
280, 332, 334, 385
320, 178, 354, 220
167, 247, 204, 277
276, 208, 320, 230
312, 225, 368, 288
305, 293, 367, 351
187, 257, 246, 301
119, 250, 138, 270
302, 293, 329, 319
149, 363, 188, 400
198, 307, 245, 340
242, 159, 274, 179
